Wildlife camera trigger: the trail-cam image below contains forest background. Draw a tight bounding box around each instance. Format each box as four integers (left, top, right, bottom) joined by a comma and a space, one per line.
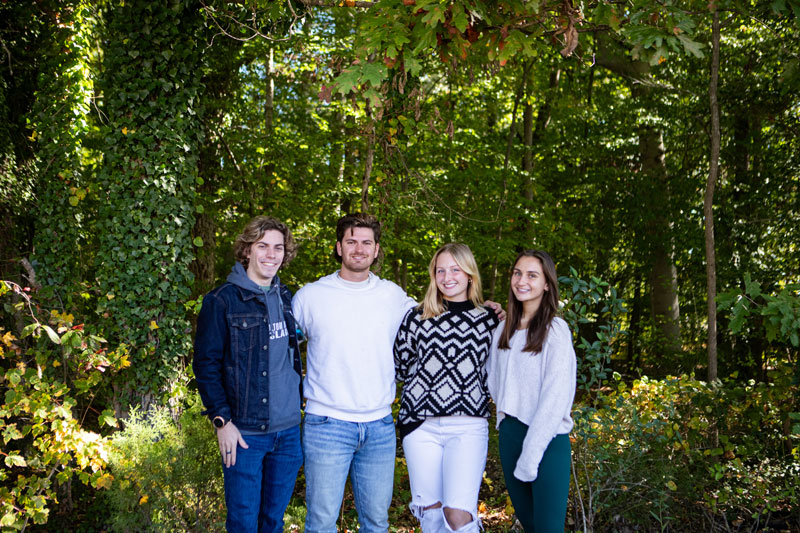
1, 0, 799, 531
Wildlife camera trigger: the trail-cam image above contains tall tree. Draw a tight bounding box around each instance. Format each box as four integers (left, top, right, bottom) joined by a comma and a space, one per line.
32, 1, 97, 291
593, 35, 682, 354
94, 0, 205, 406
706, 8, 721, 381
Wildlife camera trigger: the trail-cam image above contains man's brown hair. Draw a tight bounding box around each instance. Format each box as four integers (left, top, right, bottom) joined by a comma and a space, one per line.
333, 212, 383, 266
233, 216, 297, 269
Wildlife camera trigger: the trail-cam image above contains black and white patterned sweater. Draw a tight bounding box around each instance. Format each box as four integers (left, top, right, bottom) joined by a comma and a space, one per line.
393, 299, 499, 438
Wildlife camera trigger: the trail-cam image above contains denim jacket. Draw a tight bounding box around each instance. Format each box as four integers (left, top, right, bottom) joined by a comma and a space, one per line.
193, 264, 302, 433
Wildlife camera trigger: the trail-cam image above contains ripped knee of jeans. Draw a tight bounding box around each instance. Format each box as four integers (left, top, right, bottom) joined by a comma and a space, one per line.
409, 500, 443, 521
442, 506, 482, 532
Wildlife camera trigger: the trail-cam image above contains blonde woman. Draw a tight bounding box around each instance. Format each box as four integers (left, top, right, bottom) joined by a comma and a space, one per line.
394, 243, 499, 533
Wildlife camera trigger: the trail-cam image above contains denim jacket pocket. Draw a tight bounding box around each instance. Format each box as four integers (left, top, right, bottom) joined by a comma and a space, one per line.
228, 314, 261, 355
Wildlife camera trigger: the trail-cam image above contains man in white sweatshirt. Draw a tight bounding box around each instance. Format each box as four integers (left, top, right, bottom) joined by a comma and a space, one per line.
292, 213, 416, 533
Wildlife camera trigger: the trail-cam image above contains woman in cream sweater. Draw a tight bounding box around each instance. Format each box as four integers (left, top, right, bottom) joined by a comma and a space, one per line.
487, 250, 577, 532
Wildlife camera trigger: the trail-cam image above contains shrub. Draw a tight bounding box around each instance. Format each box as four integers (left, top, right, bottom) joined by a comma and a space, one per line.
0, 281, 127, 530
104, 394, 225, 531
570, 373, 800, 531
559, 268, 627, 396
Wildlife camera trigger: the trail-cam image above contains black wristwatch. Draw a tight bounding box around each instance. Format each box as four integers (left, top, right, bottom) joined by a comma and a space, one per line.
212, 416, 229, 429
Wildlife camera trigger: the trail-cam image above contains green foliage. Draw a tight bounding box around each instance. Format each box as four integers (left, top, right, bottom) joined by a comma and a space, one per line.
0, 281, 128, 530
1, 0, 798, 529
330, 0, 713, 95
104, 396, 225, 532
559, 268, 627, 394
622, 3, 705, 64
31, 0, 98, 289
93, 0, 205, 400
571, 373, 799, 530
717, 273, 800, 348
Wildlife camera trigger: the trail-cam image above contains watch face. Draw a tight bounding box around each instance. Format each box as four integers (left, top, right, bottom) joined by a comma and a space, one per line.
213, 417, 225, 428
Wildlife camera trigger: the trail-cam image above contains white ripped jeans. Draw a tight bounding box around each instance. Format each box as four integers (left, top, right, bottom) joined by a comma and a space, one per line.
402, 416, 488, 533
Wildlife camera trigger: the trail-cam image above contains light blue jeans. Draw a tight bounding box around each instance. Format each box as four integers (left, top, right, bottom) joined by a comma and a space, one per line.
302, 413, 396, 533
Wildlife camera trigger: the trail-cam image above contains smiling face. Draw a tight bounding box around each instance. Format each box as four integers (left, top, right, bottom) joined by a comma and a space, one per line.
245, 229, 285, 286
434, 251, 471, 302
336, 226, 379, 281
511, 255, 549, 311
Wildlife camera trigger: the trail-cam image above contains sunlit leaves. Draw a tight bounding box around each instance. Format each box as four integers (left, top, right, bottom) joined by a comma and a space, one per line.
717, 274, 800, 347
0, 281, 129, 530
572, 372, 798, 527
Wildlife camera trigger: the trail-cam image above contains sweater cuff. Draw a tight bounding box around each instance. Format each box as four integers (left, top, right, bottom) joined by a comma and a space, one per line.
513, 461, 538, 482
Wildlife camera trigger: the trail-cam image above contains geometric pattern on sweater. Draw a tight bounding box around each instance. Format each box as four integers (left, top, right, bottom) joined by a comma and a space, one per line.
394, 301, 499, 426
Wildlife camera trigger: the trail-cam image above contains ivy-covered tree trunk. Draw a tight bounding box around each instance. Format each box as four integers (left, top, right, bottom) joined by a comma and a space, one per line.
32, 1, 96, 290
95, 0, 204, 407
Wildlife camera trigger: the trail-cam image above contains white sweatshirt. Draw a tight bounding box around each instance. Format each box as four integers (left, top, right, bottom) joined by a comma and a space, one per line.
487, 317, 577, 482
292, 271, 416, 422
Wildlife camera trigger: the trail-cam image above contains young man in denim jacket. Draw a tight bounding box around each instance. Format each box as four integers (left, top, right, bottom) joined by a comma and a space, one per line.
194, 216, 303, 533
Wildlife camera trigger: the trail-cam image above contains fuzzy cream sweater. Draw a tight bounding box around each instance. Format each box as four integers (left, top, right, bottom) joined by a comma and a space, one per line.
487, 317, 576, 482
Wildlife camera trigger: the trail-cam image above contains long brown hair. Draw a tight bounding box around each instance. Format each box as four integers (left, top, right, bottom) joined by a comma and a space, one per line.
498, 250, 560, 353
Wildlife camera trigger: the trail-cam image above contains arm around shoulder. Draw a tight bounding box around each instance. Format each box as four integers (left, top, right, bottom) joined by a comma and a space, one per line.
393, 307, 419, 383
291, 285, 309, 334
485, 321, 505, 403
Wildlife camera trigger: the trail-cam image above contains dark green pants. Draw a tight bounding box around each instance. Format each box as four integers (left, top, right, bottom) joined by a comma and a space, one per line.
498, 416, 571, 532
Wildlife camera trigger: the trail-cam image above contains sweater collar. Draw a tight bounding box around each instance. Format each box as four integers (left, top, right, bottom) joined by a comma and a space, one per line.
444, 299, 475, 313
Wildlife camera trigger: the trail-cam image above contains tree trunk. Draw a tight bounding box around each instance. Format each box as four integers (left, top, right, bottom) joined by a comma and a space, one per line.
490, 62, 529, 298
330, 97, 346, 213
706, 9, 721, 381
362, 99, 375, 213
265, 47, 274, 134
595, 37, 681, 354
191, 36, 242, 296
627, 274, 643, 371
261, 46, 276, 195
96, 1, 205, 398
522, 83, 534, 179
639, 125, 682, 353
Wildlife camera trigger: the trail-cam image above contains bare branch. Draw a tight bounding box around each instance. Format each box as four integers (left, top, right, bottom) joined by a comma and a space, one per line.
202, 119, 242, 174
199, 0, 303, 44
20, 258, 41, 291
297, 0, 376, 7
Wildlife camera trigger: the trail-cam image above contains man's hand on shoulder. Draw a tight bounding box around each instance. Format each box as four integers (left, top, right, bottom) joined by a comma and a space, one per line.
217, 421, 249, 468
485, 300, 507, 321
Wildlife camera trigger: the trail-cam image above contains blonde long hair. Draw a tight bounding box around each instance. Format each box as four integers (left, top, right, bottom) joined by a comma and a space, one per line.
419, 243, 485, 319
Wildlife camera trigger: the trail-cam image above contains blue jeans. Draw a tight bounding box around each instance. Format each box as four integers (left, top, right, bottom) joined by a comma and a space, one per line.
222, 424, 303, 533
302, 413, 396, 533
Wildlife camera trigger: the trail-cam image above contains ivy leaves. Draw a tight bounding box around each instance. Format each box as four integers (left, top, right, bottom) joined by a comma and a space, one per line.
94, 0, 204, 397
